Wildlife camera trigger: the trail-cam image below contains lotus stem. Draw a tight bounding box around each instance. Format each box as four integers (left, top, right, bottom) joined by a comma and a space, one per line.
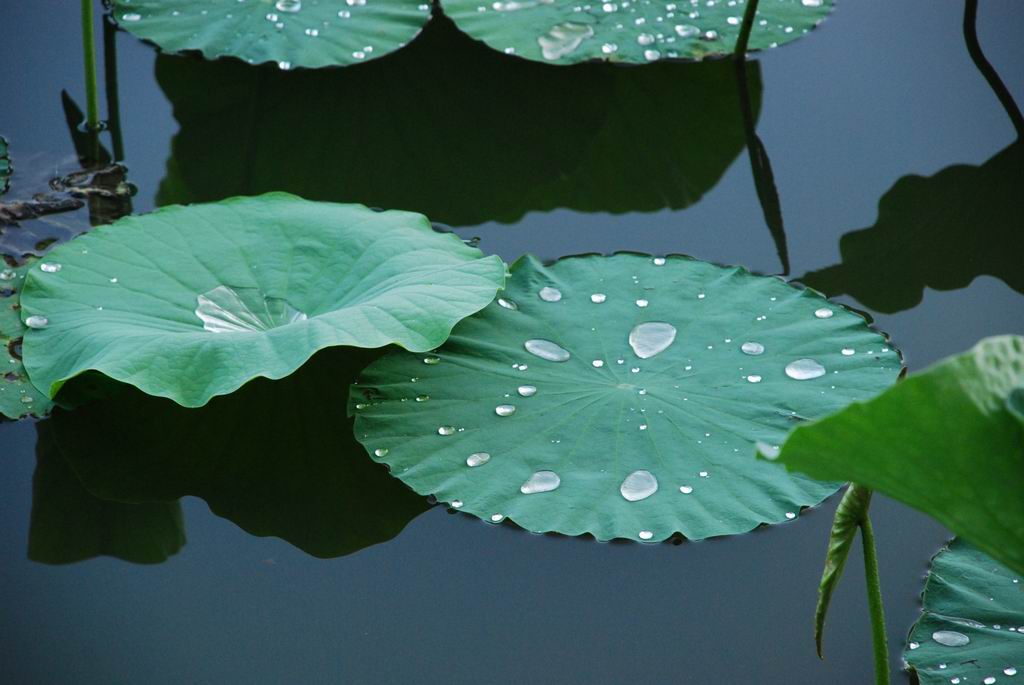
735, 0, 760, 57
859, 507, 890, 685
80, 0, 101, 160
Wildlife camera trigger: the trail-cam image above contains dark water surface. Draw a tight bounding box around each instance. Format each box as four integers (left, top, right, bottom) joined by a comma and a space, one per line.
2, 1, 1023, 682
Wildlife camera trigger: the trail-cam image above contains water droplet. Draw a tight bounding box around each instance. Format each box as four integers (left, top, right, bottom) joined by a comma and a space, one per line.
438, 426, 456, 436
620, 470, 658, 501
786, 359, 826, 380
652, 257, 666, 266
517, 385, 537, 397
121, 12, 142, 22
538, 22, 594, 60
497, 297, 518, 310
815, 308, 834, 319
932, 630, 970, 647
984, 678, 997, 685
524, 339, 570, 362
638, 530, 654, 540
0, 269, 16, 281
908, 642, 919, 650
495, 404, 516, 416
1005, 668, 1018, 676
25, 315, 48, 329
801, 0, 823, 6
592, 359, 604, 368
675, 24, 699, 38
591, 293, 607, 303
467, 452, 491, 467
635, 298, 649, 308
629, 322, 677, 359
741, 341, 764, 356
20, 396, 33, 404
278, 61, 292, 70
423, 356, 441, 365
841, 348, 855, 356
196, 286, 307, 333
679, 485, 693, 494
490, 513, 504, 522
40, 263, 62, 273
601, 42, 618, 54
747, 375, 762, 383
538, 286, 562, 302
520, 470, 560, 494
727, 16, 740, 25
451, 499, 463, 508
374, 448, 389, 457
275, 0, 302, 12
785, 512, 796, 520
416, 394, 430, 402
643, 49, 661, 61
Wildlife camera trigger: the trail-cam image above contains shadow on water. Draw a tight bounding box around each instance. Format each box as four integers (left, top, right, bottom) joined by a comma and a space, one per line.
40, 346, 430, 561
155, 15, 762, 228
800, 0, 1023, 314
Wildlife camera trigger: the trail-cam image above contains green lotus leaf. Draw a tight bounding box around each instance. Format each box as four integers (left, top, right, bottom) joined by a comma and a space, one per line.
30, 421, 185, 565
904, 539, 1024, 685
1, 258, 53, 420
0, 136, 10, 196
155, 18, 760, 226
351, 252, 901, 542
51, 348, 430, 559
801, 142, 1024, 313
767, 335, 1024, 575
20, 193, 506, 407
111, 0, 432, 69
443, 0, 832, 65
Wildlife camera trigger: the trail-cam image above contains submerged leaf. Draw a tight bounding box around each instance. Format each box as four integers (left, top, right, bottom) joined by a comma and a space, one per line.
352, 253, 901, 542
110, 0, 432, 69
156, 18, 761, 226
19, 193, 505, 407
769, 335, 1024, 575
0, 258, 53, 420
29, 421, 185, 565
801, 142, 1024, 313
443, 0, 832, 64
52, 348, 429, 559
815, 484, 871, 658
905, 539, 1024, 685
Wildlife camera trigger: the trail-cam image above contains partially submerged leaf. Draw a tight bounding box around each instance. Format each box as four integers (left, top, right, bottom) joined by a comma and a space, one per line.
29, 421, 185, 565
801, 142, 1024, 313
815, 484, 871, 658
20, 193, 506, 407
0, 136, 10, 196
0, 258, 53, 420
111, 0, 432, 69
768, 335, 1024, 575
156, 18, 760, 226
352, 253, 901, 542
443, 0, 832, 64
905, 539, 1024, 685
52, 348, 429, 559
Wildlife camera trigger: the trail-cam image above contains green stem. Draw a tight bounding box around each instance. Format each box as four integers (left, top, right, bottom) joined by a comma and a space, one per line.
859, 510, 890, 685
80, 0, 101, 161
734, 0, 760, 57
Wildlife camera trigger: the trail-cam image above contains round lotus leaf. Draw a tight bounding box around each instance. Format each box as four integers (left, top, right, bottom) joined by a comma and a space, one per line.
905, 539, 1024, 685
443, 0, 832, 65
111, 0, 432, 69
19, 193, 506, 407
352, 253, 901, 542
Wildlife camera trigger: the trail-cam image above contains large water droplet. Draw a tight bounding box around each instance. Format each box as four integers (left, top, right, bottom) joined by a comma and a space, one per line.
495, 404, 516, 416
438, 425, 456, 436
275, 0, 302, 12
638, 530, 654, 540
1005, 667, 1018, 676
25, 315, 48, 329
841, 348, 855, 356
591, 293, 607, 303
741, 341, 764, 356
196, 286, 307, 333
538, 22, 594, 60
538, 286, 562, 302
374, 448, 388, 457
785, 358, 826, 380
517, 385, 537, 397
467, 452, 491, 467
524, 339, 570, 362
520, 470, 560, 494
620, 470, 658, 501
629, 322, 677, 359
815, 307, 834, 319
932, 630, 970, 647
497, 297, 518, 310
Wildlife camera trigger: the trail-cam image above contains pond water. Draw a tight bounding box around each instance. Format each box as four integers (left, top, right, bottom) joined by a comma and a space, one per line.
2, 1, 1022, 682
